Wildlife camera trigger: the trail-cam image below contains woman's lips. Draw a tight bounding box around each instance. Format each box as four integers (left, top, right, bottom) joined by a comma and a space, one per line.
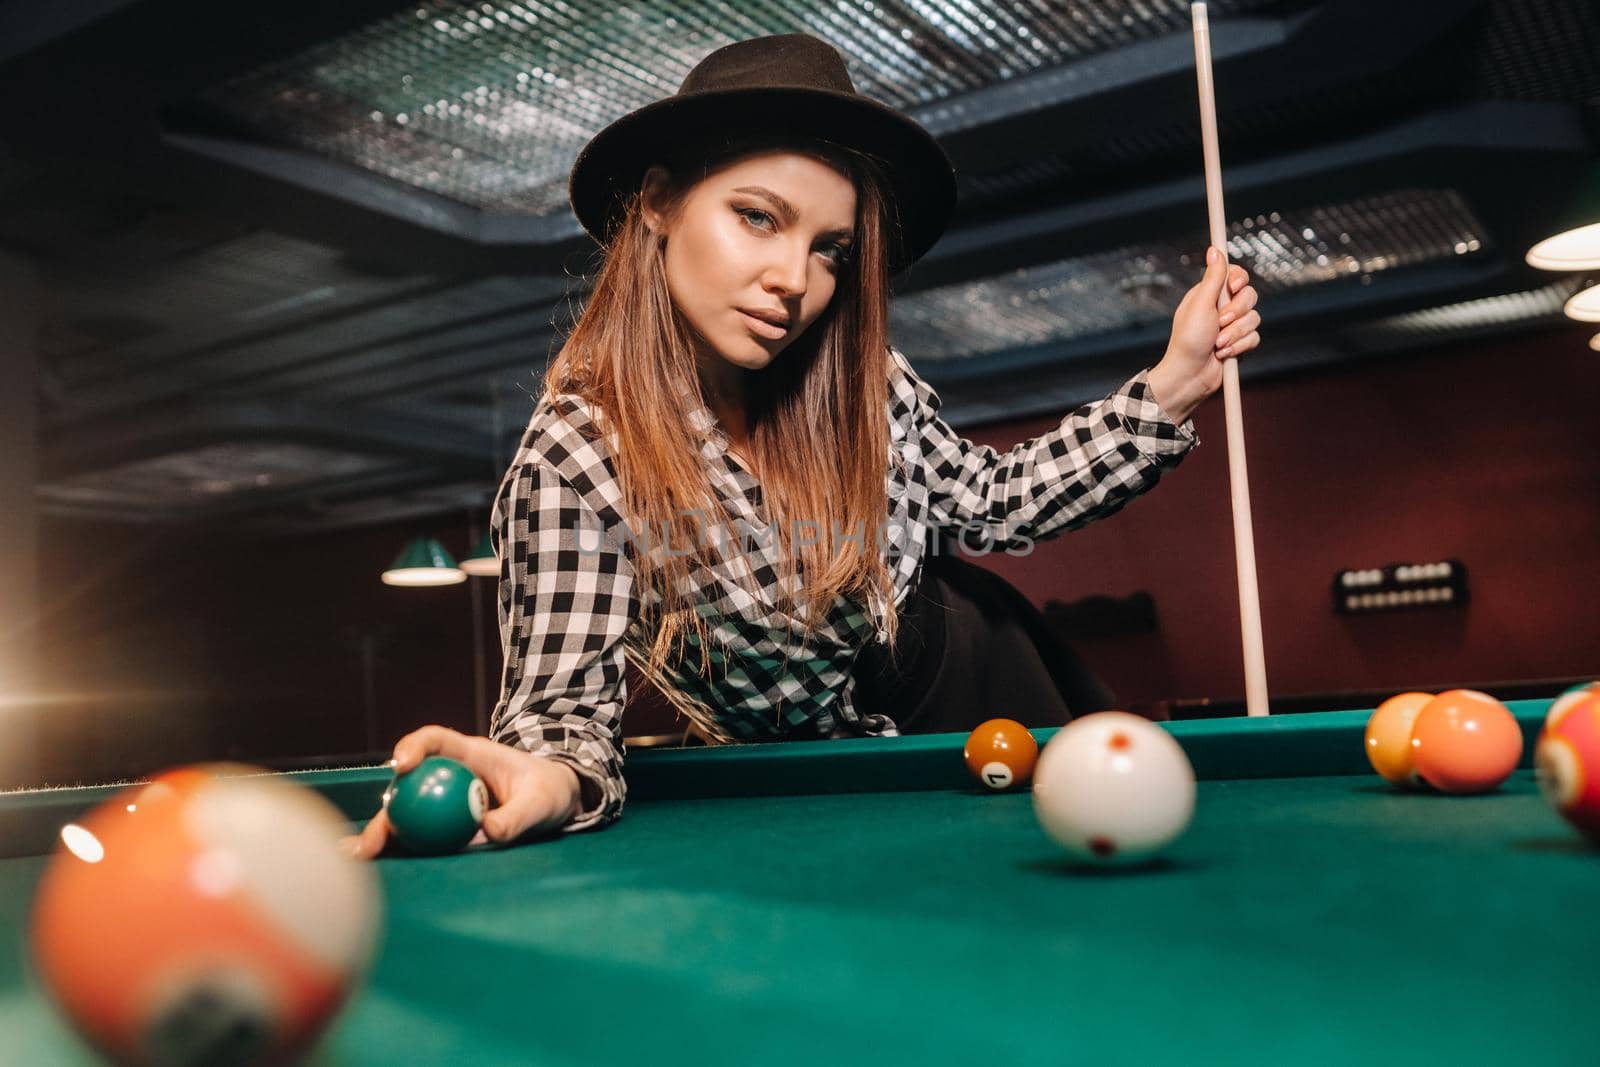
738, 309, 788, 339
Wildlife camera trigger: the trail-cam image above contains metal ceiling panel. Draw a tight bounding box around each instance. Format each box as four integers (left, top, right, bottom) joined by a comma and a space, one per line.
189, 0, 1285, 213
38, 442, 396, 511
892, 187, 1490, 361
1345, 278, 1585, 352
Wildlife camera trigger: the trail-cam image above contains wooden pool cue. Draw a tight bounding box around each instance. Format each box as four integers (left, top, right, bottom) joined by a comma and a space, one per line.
1192, 3, 1270, 717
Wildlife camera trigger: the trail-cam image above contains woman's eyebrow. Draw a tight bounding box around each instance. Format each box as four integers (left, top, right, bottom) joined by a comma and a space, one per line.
731, 185, 855, 240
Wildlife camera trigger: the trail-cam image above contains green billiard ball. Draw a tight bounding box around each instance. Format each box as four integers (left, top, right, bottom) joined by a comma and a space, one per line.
384, 756, 488, 856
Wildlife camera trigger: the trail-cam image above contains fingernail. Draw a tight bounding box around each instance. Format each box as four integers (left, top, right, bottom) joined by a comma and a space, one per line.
1207, 247, 1218, 264
339, 838, 362, 858
1219, 312, 1233, 326
1221, 344, 1236, 358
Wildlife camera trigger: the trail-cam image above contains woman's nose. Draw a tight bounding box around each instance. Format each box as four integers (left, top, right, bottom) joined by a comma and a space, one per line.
762, 243, 809, 297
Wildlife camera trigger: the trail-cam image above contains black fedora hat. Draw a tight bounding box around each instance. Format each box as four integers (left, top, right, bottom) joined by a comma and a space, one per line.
568, 34, 956, 272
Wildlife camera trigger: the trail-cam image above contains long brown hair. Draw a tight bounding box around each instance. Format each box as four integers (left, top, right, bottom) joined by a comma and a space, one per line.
545, 134, 899, 686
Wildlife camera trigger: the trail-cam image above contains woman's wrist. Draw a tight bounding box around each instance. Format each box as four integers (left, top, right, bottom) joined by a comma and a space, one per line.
1146, 356, 1205, 426
548, 760, 584, 821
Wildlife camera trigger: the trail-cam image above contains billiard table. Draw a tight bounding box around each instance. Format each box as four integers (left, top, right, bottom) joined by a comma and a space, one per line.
3, 700, 1596, 1065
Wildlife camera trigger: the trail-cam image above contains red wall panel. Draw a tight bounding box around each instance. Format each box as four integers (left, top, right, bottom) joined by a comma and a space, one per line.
966, 325, 1600, 705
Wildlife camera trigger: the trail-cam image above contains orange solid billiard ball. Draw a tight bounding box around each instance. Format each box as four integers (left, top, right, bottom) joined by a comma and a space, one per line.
1365, 692, 1434, 788
1410, 689, 1524, 794
964, 718, 1039, 791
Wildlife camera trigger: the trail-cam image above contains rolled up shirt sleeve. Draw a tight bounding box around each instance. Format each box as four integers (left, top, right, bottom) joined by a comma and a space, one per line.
488, 459, 637, 831
892, 348, 1197, 549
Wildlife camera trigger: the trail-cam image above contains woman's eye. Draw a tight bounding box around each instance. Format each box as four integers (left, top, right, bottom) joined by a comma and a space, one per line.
736, 207, 774, 230
822, 244, 853, 267
737, 206, 851, 267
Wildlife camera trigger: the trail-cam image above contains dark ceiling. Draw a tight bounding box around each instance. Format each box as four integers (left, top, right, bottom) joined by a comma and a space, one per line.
3, 0, 1596, 533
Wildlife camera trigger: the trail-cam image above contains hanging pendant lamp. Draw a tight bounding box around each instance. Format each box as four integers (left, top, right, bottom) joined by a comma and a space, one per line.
459, 532, 498, 577
382, 537, 466, 586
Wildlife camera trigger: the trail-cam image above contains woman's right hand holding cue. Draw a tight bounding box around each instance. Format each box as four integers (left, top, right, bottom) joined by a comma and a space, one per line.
341, 725, 582, 859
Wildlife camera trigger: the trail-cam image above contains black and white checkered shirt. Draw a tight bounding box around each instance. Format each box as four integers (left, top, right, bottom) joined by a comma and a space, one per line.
489, 348, 1196, 829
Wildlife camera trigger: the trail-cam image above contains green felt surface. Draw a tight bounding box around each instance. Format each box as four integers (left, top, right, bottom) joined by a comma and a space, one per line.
1, 702, 1555, 859
6, 765, 1599, 1065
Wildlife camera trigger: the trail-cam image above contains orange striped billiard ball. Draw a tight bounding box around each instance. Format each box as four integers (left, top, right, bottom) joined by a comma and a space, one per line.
30, 765, 381, 1067
1545, 681, 1600, 725
964, 718, 1039, 791
1536, 690, 1600, 843
1410, 689, 1523, 794
1365, 691, 1434, 788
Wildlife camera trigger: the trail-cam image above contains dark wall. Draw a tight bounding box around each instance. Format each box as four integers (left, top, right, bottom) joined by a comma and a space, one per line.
36, 516, 497, 785
966, 324, 1600, 708
33, 324, 1600, 785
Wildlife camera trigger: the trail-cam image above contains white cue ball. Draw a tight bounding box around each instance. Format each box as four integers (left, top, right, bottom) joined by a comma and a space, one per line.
1032, 711, 1197, 865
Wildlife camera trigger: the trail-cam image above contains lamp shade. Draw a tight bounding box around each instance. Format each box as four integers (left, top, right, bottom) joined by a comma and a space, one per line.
1526, 163, 1600, 271
1564, 282, 1600, 323
1527, 222, 1600, 272
382, 537, 466, 587
459, 532, 499, 577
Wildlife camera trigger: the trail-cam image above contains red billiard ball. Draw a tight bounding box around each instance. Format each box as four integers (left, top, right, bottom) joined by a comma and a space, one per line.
30, 765, 382, 1067
963, 718, 1039, 791
1409, 690, 1523, 794
1536, 691, 1600, 843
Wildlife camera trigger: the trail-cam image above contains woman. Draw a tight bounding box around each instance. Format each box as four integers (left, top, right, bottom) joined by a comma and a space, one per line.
346, 34, 1260, 857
